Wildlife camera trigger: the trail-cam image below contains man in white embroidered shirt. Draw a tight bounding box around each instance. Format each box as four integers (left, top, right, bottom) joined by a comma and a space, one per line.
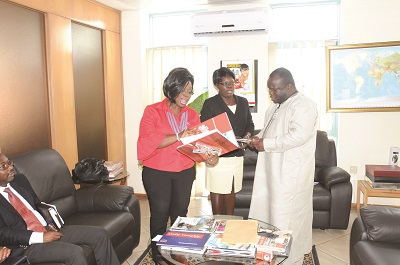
249, 68, 318, 265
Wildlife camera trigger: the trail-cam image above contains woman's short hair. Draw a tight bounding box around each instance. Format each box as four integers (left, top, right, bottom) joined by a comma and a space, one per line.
163, 67, 194, 103
212, 67, 235, 85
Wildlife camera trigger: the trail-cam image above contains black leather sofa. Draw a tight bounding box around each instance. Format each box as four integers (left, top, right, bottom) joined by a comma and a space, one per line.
234, 130, 352, 229
11, 149, 141, 265
350, 206, 400, 265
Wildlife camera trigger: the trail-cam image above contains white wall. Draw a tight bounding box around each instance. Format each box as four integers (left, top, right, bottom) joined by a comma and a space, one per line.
123, 4, 270, 194
339, 0, 400, 205
121, 10, 149, 193
207, 33, 270, 129
122, 0, 400, 198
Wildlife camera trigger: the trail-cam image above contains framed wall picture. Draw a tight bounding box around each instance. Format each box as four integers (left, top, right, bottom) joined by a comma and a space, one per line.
326, 41, 400, 112
220, 59, 258, 113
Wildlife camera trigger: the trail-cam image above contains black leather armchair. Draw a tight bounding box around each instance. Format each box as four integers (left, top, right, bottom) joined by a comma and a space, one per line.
11, 149, 141, 265
234, 130, 352, 229
350, 206, 400, 265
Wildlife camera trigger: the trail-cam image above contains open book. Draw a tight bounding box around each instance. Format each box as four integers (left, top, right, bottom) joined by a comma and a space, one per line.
177, 112, 239, 163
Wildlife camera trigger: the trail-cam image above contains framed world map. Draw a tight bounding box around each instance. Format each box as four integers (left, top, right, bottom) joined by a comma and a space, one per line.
326, 41, 400, 112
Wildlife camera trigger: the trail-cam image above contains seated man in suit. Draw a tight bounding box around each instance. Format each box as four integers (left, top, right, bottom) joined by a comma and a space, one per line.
0, 151, 120, 265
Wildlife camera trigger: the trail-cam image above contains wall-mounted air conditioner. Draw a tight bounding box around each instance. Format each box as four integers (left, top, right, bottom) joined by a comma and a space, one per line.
191, 9, 267, 36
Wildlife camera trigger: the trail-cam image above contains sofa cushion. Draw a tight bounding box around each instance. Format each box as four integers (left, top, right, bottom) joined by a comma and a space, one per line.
12, 149, 78, 218
243, 148, 258, 166
75, 184, 134, 212
361, 206, 400, 244
65, 212, 134, 248
243, 164, 256, 181
315, 131, 330, 168
351, 241, 400, 265
312, 184, 331, 211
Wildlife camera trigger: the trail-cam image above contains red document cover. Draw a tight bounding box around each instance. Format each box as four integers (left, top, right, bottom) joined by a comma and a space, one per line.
178, 112, 239, 163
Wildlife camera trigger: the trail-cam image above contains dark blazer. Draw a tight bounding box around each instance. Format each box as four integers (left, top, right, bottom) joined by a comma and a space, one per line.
0, 174, 42, 253
200, 94, 254, 157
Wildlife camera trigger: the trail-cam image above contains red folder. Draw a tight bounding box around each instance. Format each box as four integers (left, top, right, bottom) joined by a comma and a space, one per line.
178, 113, 238, 163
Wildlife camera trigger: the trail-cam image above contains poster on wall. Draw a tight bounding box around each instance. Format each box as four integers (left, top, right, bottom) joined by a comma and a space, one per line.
220, 59, 258, 113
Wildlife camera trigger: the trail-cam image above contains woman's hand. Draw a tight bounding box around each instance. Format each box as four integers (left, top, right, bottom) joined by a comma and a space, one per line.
205, 151, 219, 167
180, 128, 200, 138
0, 247, 11, 264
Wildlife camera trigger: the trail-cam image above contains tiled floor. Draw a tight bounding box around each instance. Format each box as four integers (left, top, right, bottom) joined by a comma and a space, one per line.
123, 197, 358, 265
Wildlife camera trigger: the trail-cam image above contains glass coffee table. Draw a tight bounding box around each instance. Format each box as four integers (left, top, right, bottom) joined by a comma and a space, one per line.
158, 215, 291, 265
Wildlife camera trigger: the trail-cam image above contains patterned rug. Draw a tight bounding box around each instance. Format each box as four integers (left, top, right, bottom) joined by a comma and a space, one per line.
134, 245, 320, 265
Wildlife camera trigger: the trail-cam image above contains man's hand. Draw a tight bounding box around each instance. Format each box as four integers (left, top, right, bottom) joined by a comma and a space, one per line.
0, 247, 11, 264
43, 231, 63, 242
250, 136, 265, 151
205, 151, 219, 167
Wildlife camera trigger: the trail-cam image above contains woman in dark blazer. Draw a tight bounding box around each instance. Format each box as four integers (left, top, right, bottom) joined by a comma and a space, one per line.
200, 67, 254, 215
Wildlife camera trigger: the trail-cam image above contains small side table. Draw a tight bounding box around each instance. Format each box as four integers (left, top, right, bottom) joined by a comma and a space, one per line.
75, 172, 130, 188
356, 180, 400, 213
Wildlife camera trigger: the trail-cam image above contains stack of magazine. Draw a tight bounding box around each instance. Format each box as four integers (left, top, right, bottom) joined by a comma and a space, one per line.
155, 217, 292, 261
205, 233, 256, 258
156, 217, 217, 254
104, 161, 123, 180
256, 229, 292, 262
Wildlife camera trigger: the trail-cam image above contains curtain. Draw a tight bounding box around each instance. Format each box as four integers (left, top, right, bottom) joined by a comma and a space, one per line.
268, 40, 338, 140
146, 46, 208, 197
146, 46, 208, 104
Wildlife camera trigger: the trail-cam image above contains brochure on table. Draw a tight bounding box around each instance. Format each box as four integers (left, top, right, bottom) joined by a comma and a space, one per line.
156, 230, 211, 250
178, 112, 239, 163
170, 216, 217, 233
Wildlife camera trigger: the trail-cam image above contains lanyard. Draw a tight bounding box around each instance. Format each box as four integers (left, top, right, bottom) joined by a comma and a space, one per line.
166, 111, 188, 134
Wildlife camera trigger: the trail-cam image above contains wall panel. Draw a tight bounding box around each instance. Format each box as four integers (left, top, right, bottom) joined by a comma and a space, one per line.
4, 0, 125, 171
0, 0, 50, 157
45, 13, 78, 169
72, 22, 107, 161
104, 30, 126, 164
5, 0, 120, 33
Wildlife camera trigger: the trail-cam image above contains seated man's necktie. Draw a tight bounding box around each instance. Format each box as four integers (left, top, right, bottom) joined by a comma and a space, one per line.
4, 188, 46, 232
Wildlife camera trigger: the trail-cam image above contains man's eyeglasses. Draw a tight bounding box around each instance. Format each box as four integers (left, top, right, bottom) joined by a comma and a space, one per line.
218, 82, 235, 87
268, 83, 289, 92
181, 90, 194, 96
0, 160, 14, 171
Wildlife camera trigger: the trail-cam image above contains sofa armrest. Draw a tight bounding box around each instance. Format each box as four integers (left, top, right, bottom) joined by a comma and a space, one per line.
317, 167, 350, 190
360, 206, 400, 244
350, 216, 368, 253
329, 181, 352, 229
75, 184, 134, 212
124, 194, 141, 247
